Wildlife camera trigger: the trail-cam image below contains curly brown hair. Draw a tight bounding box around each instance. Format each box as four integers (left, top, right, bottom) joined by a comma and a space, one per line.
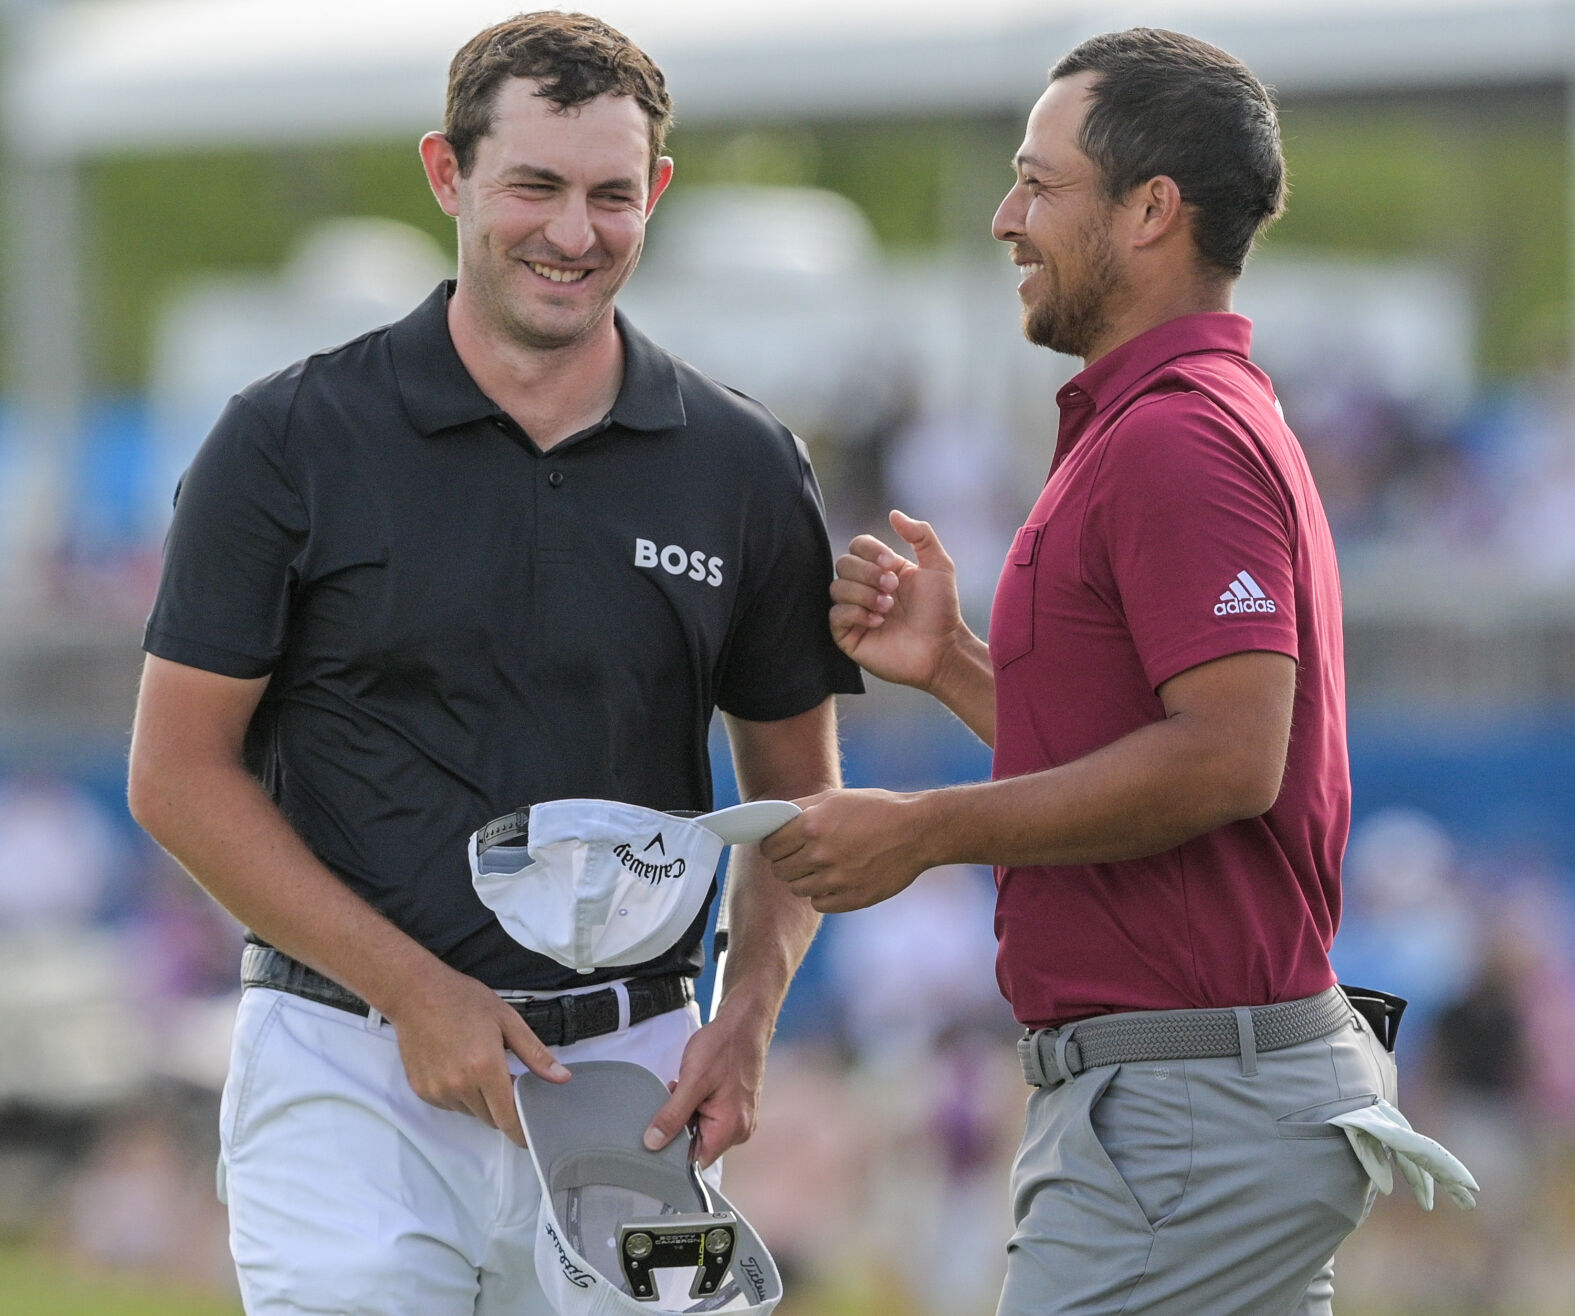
444, 12, 673, 178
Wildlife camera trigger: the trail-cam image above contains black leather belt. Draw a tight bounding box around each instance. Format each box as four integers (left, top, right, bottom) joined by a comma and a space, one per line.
240, 944, 692, 1047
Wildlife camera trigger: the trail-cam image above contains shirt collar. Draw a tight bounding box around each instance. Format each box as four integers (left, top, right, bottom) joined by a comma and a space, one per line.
1058, 312, 1254, 416
609, 308, 686, 432
390, 281, 686, 438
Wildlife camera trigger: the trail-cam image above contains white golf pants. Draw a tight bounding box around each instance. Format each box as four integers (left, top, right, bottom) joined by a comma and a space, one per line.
219, 984, 701, 1315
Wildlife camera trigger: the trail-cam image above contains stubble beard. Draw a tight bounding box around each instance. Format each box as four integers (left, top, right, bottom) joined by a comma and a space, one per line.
462, 225, 633, 354
1021, 219, 1120, 360
476, 257, 612, 353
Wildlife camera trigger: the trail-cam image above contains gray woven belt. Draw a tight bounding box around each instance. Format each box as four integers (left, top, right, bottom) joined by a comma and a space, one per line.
1018, 986, 1352, 1088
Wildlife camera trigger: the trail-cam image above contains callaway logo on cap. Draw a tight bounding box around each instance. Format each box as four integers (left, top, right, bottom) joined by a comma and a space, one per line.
469, 799, 800, 974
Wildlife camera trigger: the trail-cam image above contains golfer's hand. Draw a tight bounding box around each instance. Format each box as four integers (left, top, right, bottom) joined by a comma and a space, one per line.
761, 788, 929, 913
642, 1005, 768, 1168
387, 965, 569, 1148
831, 510, 969, 693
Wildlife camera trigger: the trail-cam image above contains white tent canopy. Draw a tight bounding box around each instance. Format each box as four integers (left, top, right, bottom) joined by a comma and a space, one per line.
7, 0, 1574, 160
2, 0, 1574, 588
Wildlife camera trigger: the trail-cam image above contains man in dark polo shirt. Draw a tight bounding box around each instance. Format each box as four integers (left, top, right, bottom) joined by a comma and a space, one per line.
127, 12, 859, 1312
764, 28, 1471, 1316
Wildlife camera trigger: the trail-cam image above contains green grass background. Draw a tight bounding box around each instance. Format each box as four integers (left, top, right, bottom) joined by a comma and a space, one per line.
0, 1244, 239, 1316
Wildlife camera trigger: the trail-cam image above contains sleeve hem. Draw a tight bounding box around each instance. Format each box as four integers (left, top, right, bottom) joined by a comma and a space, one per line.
143, 627, 277, 680
718, 672, 864, 723
1146, 633, 1297, 693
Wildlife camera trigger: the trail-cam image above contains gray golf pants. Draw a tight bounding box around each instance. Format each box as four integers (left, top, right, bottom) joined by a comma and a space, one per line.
996, 1006, 1394, 1315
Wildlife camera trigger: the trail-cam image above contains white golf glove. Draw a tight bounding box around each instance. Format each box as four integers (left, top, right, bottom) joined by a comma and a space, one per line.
1326, 1099, 1478, 1211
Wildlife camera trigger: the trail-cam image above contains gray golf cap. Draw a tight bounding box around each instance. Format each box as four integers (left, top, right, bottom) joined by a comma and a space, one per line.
517, 1061, 783, 1314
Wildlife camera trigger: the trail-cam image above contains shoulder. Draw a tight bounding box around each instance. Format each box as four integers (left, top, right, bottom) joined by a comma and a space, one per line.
231, 321, 396, 437
1103, 359, 1279, 472
662, 350, 809, 484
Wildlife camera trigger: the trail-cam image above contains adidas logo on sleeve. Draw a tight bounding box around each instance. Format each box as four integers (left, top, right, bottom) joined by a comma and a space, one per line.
1214, 570, 1278, 616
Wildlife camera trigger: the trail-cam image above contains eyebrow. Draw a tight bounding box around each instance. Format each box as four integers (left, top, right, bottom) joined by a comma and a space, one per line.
499, 163, 643, 192
1012, 153, 1061, 177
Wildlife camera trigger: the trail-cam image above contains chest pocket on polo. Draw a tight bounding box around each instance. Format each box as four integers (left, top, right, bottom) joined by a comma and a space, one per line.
990, 523, 1042, 668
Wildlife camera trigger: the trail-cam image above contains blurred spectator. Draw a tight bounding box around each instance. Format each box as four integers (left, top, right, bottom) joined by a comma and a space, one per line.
914, 1027, 1020, 1316
61, 1093, 235, 1297
1281, 371, 1485, 551
825, 862, 1012, 1062
1432, 930, 1530, 1102
1405, 927, 1539, 1314
719, 1042, 873, 1296
1491, 868, 1575, 1121
126, 849, 244, 1002
1331, 807, 1480, 1061
818, 868, 1019, 1313
0, 773, 124, 929
883, 403, 1022, 622
0, 773, 155, 1111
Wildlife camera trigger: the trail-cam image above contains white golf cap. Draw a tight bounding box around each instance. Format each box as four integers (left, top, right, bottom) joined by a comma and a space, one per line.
517, 1061, 783, 1314
469, 799, 800, 974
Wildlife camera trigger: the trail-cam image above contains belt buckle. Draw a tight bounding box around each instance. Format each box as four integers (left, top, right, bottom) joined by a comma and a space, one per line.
1052, 1028, 1083, 1084
1018, 1027, 1083, 1089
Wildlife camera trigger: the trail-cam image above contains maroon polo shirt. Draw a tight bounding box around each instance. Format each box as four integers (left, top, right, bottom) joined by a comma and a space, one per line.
989, 313, 1347, 1029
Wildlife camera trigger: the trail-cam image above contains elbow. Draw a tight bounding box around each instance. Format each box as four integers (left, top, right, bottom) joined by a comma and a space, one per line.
126, 751, 179, 844
125, 759, 160, 836
1179, 744, 1285, 833
1215, 760, 1285, 824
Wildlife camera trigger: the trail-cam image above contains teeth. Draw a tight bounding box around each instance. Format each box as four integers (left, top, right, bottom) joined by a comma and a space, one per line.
1020, 262, 1044, 275
528, 262, 589, 283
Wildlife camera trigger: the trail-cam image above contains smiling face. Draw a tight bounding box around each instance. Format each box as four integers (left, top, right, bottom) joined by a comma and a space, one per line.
425, 77, 672, 353
992, 71, 1127, 361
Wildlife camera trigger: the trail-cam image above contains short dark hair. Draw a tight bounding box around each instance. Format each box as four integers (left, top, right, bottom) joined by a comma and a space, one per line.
444, 11, 673, 177
1052, 28, 1285, 277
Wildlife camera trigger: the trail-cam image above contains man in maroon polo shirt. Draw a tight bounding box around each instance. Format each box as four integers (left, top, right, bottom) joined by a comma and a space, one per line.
763, 27, 1473, 1316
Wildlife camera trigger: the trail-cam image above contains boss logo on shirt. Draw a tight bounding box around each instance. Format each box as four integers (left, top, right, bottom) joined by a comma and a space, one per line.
635, 538, 724, 587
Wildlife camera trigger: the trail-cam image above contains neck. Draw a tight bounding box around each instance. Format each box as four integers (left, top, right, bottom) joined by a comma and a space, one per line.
1083, 266, 1234, 367
446, 285, 625, 450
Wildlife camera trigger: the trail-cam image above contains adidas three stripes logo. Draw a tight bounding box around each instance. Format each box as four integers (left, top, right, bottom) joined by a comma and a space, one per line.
1214, 570, 1278, 616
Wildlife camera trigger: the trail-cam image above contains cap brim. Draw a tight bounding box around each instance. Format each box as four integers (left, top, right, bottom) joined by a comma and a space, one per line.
692, 800, 801, 846
516, 1062, 784, 1312
517, 1060, 697, 1205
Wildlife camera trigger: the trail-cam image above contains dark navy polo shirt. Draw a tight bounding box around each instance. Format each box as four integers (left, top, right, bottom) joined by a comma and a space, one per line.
144, 281, 862, 990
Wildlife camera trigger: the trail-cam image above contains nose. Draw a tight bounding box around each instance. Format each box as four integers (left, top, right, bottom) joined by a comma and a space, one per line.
992, 183, 1025, 245
542, 193, 595, 258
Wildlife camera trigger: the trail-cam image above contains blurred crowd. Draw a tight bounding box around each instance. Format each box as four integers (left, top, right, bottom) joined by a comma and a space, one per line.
18, 361, 1575, 640
0, 772, 242, 1295
837, 360, 1575, 616
3, 221, 1575, 1312
1277, 365, 1575, 583
3, 756, 1575, 1312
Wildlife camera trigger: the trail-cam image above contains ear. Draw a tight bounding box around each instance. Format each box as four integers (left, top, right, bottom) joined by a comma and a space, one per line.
1127, 174, 1185, 250
419, 131, 464, 219
645, 156, 675, 217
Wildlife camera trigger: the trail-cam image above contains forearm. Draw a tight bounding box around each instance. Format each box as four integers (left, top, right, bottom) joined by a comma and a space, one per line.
917, 711, 1279, 870
640, 700, 844, 1160
716, 699, 842, 1029
926, 627, 997, 747
714, 846, 820, 1031
131, 757, 448, 1016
